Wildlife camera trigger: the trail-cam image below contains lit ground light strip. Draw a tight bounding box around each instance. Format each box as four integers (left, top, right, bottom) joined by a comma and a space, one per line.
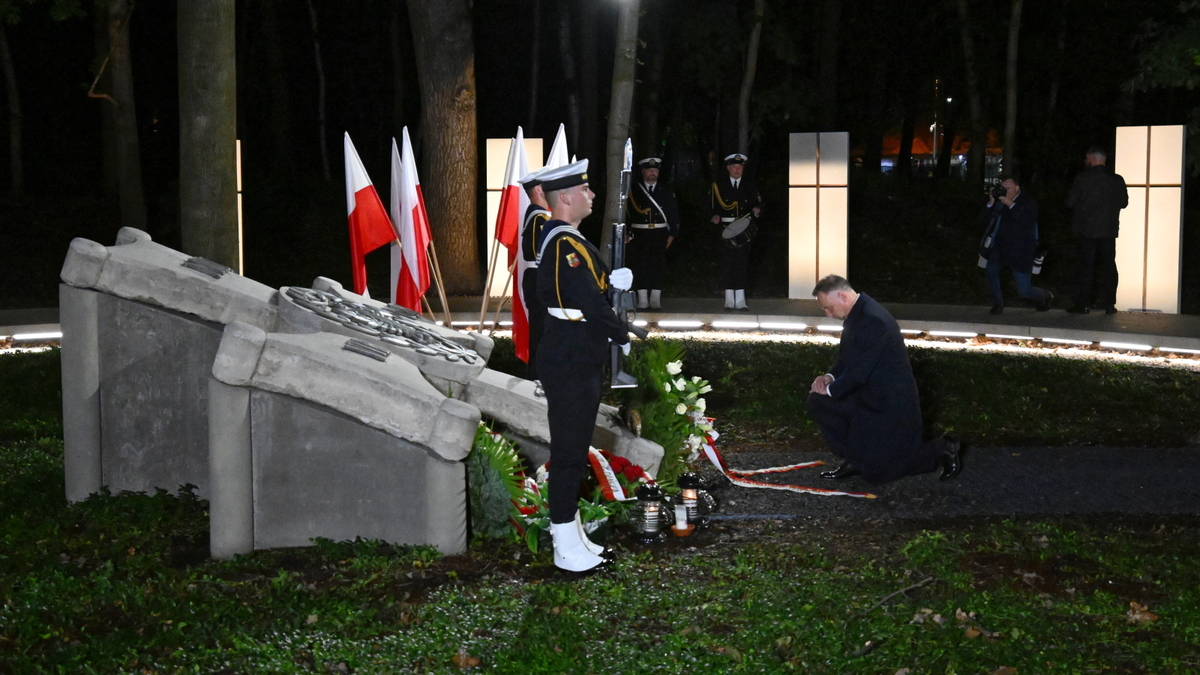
710, 320, 760, 329
656, 320, 705, 329
759, 322, 808, 331
1039, 337, 1094, 346
12, 332, 63, 341
928, 330, 977, 338
816, 325, 843, 332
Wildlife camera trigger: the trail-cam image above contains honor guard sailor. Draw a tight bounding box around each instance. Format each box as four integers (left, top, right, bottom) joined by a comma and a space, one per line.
709, 153, 763, 310
535, 159, 638, 573
516, 166, 552, 380
626, 157, 680, 309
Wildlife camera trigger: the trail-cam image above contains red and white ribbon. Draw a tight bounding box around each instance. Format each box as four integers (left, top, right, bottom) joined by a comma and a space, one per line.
699, 431, 876, 499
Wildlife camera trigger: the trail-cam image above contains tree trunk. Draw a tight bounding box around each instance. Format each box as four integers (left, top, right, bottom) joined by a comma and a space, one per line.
179, 0, 239, 270
558, 0, 580, 150
390, 0, 411, 140
896, 102, 915, 177
258, 0, 293, 172
108, 0, 146, 231
638, 11, 667, 155
0, 25, 23, 199
737, 0, 765, 154
94, 9, 118, 199
527, 0, 541, 130
408, 0, 479, 294
1003, 0, 1022, 174
307, 0, 331, 181
816, 0, 841, 131
576, 0, 599, 164
599, 0, 640, 261
1036, 0, 1070, 184
956, 0, 986, 187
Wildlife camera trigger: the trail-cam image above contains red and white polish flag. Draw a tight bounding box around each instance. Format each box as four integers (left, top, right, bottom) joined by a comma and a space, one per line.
390, 128, 432, 313
496, 128, 532, 361
344, 132, 397, 297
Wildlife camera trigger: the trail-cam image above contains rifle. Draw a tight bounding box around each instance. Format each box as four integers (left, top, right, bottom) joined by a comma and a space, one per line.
610, 138, 650, 389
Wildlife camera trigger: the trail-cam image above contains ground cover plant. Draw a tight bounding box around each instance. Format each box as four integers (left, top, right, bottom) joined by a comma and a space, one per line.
2, 347, 1199, 674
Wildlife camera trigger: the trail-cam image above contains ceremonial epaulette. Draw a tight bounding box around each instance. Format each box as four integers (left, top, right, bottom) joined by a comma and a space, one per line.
629, 190, 651, 215
712, 181, 739, 211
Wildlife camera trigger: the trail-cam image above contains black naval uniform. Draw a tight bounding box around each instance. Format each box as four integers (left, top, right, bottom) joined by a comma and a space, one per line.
627, 182, 680, 291
711, 176, 763, 289
519, 203, 552, 380
536, 222, 630, 523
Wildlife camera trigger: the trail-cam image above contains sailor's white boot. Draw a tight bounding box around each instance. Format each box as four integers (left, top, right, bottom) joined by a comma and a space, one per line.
735, 289, 749, 310
724, 289, 736, 309
551, 520, 606, 572
649, 289, 662, 309
636, 289, 649, 309
574, 511, 607, 556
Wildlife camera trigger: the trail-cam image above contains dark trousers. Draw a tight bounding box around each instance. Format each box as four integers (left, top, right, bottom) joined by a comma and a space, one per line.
985, 258, 1049, 307
721, 241, 751, 289
536, 322, 606, 524
628, 227, 669, 290
1073, 237, 1118, 309
807, 392, 947, 484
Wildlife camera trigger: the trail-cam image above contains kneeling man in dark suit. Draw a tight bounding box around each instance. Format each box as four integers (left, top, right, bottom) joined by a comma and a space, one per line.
807, 275, 962, 484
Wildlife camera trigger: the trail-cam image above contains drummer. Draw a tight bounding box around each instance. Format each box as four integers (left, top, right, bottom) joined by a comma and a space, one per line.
710, 153, 763, 310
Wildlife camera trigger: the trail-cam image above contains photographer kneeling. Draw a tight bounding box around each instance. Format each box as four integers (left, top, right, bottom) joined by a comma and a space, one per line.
980, 175, 1052, 315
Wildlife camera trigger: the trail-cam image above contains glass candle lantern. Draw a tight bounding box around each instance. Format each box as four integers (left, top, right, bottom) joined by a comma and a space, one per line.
633, 484, 665, 543
677, 472, 712, 528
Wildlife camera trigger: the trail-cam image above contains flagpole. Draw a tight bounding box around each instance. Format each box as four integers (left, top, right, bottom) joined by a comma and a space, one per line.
478, 238, 502, 328
425, 239, 455, 327
489, 260, 516, 331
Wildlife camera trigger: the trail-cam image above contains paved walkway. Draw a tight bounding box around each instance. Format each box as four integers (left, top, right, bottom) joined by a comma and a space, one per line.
5, 298, 1200, 351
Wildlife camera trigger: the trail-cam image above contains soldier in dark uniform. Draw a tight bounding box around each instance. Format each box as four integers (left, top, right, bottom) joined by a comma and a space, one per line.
709, 153, 763, 310
516, 167, 552, 380
626, 157, 680, 309
535, 159, 636, 573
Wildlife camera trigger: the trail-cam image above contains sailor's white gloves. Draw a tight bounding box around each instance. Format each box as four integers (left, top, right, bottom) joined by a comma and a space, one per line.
610, 267, 633, 291
621, 342, 631, 356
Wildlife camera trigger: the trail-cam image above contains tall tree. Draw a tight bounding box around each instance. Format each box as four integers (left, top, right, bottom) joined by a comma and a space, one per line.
816, 0, 841, 130
408, 0, 479, 294
0, 23, 20, 198
179, 0, 238, 269
956, 0, 987, 187
105, 0, 146, 231
600, 0, 640, 260
737, 0, 765, 153
1003, 0, 1023, 174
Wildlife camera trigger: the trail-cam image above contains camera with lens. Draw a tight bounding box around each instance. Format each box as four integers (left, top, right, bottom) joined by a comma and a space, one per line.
989, 184, 1007, 199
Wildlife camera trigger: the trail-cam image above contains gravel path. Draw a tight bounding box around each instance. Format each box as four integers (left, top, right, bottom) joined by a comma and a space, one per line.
698, 446, 1200, 523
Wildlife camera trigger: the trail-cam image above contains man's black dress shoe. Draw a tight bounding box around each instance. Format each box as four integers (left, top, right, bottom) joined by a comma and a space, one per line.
1036, 291, 1053, 312
939, 438, 963, 481
1104, 305, 1118, 315
820, 462, 860, 480
1065, 304, 1090, 314
990, 304, 1003, 315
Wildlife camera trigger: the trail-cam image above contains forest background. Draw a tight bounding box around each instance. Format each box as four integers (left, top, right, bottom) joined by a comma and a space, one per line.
1, 0, 1199, 311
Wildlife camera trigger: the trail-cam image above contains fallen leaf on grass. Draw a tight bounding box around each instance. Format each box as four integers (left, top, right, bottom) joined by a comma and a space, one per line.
306, 614, 318, 625
989, 667, 1018, 675
1127, 601, 1159, 624
894, 669, 913, 675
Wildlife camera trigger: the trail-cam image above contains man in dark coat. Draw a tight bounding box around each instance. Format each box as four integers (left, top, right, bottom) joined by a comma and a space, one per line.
806, 275, 961, 485
981, 175, 1053, 315
1065, 146, 1129, 314
535, 159, 637, 573
710, 153, 763, 310
627, 157, 680, 309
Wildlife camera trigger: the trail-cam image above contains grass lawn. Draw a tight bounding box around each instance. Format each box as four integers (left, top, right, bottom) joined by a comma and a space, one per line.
2, 346, 1199, 674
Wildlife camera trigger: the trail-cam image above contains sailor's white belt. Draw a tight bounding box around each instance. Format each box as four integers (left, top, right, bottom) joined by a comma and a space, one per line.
631, 223, 667, 230
526, 261, 539, 268
720, 217, 736, 223
547, 308, 585, 321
